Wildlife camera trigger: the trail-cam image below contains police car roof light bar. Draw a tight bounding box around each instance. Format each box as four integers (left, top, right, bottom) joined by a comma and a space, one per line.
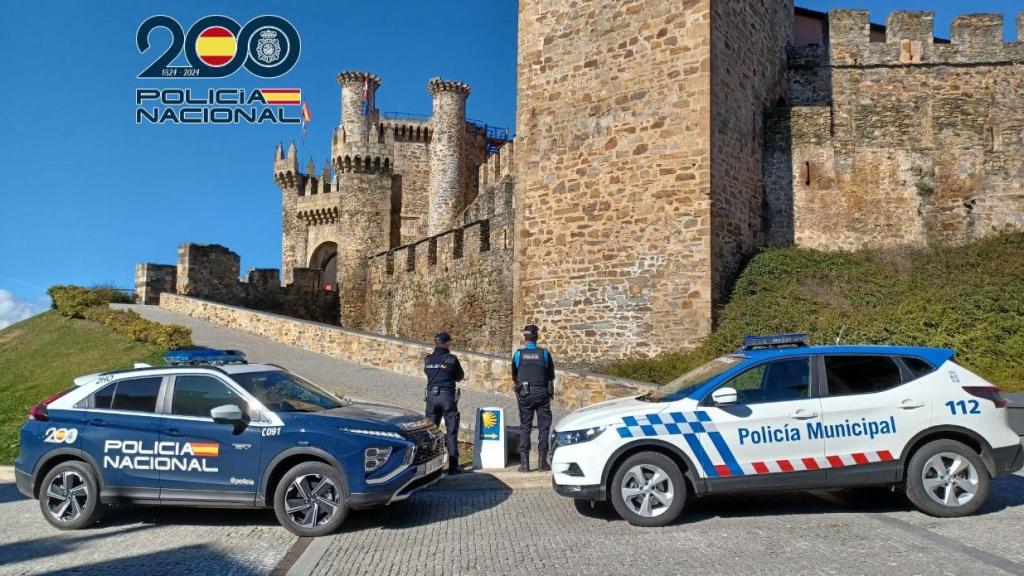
163, 347, 247, 366
741, 333, 809, 351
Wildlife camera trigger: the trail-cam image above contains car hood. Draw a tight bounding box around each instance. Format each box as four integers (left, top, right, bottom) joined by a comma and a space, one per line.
290, 401, 428, 431
555, 396, 668, 431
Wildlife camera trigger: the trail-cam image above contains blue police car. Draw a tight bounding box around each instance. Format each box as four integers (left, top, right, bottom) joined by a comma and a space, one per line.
15, 348, 446, 536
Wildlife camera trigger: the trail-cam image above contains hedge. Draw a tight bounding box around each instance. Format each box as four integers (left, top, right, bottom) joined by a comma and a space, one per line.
81, 306, 192, 350
48, 284, 132, 318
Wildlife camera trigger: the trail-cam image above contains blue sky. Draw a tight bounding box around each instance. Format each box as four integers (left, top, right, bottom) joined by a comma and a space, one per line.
0, 0, 1018, 324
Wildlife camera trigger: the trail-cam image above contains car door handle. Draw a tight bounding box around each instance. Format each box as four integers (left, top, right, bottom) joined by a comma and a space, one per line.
790, 409, 818, 420
898, 399, 925, 409
165, 428, 185, 437
87, 418, 107, 427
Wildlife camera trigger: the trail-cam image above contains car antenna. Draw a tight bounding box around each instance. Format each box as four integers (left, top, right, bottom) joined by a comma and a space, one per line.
835, 325, 847, 345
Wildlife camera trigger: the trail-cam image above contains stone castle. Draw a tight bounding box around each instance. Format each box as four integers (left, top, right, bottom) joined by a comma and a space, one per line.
138, 2, 1024, 366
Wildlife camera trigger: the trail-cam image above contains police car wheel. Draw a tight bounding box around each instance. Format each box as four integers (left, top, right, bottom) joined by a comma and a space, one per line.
609, 452, 686, 527
905, 439, 990, 518
274, 462, 349, 536
39, 461, 104, 530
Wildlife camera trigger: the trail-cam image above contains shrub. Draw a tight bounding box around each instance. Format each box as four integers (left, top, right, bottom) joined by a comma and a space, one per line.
81, 306, 192, 349
48, 285, 109, 318
601, 233, 1024, 392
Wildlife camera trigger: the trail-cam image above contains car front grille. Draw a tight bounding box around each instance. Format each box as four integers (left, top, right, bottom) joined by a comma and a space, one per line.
403, 423, 445, 464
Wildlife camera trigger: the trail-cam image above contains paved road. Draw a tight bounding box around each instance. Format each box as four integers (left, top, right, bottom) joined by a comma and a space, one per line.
302, 473, 1024, 576
117, 304, 567, 464
6, 470, 1022, 576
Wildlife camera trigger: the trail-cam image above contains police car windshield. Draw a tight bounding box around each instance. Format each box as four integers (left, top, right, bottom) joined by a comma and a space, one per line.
229, 370, 347, 413
643, 355, 744, 402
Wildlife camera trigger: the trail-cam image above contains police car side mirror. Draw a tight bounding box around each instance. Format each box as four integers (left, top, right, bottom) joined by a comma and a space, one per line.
711, 387, 738, 406
211, 404, 245, 424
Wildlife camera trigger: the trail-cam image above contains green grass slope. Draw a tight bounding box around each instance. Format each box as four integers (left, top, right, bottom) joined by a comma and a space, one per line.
0, 311, 165, 464
604, 233, 1024, 391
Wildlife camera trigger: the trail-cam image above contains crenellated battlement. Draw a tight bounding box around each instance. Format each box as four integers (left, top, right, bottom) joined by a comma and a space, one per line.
478, 141, 514, 190
337, 70, 380, 89
828, 9, 1024, 67
332, 141, 392, 175
427, 77, 471, 97
383, 120, 432, 143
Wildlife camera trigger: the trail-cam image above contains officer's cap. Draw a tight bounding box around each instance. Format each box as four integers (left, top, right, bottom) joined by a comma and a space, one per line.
434, 332, 452, 344
522, 324, 539, 336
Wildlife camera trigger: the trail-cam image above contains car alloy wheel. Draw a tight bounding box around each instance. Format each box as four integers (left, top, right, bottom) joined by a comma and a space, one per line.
921, 452, 979, 507
44, 470, 89, 523
284, 473, 341, 528
620, 463, 675, 518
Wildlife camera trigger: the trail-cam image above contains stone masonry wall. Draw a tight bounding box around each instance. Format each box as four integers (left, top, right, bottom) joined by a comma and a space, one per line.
772, 10, 1024, 250
515, 0, 714, 363
159, 293, 652, 411
709, 0, 793, 301
385, 120, 432, 243
134, 263, 176, 305
364, 213, 514, 355
158, 243, 339, 324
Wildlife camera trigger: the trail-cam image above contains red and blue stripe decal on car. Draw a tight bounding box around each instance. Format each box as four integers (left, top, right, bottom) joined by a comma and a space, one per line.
616, 412, 894, 478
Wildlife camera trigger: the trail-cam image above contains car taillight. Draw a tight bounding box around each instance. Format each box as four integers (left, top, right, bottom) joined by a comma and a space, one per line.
28, 388, 74, 421
963, 386, 1008, 409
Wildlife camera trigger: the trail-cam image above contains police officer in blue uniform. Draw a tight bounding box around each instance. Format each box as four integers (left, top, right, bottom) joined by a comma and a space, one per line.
425, 332, 465, 475
512, 324, 555, 472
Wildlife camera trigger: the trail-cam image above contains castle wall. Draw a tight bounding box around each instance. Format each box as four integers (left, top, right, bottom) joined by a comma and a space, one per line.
385, 120, 432, 243
515, 0, 714, 363
709, 0, 793, 300
154, 243, 338, 323
775, 10, 1024, 250
135, 263, 176, 305
364, 213, 514, 355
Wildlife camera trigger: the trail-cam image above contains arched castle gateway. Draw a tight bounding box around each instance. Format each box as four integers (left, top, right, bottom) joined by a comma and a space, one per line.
138, 2, 1024, 364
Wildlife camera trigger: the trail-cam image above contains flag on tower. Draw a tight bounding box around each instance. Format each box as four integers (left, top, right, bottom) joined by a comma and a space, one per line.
362, 77, 369, 117
301, 101, 312, 141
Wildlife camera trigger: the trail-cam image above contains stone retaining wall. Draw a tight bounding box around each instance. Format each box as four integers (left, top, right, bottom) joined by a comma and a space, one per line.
159, 293, 653, 411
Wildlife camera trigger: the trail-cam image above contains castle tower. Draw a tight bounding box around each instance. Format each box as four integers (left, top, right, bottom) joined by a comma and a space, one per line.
274, 141, 306, 284
336, 71, 380, 144
426, 77, 471, 235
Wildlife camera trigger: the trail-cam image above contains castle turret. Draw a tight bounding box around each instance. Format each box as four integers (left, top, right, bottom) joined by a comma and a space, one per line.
274, 141, 306, 284
427, 77, 471, 235
336, 71, 381, 144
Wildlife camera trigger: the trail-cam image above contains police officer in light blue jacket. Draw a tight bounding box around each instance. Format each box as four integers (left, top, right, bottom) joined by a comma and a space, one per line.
512, 324, 555, 472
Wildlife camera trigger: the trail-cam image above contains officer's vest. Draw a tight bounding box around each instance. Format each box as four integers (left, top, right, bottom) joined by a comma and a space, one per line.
515, 347, 549, 385
425, 352, 457, 390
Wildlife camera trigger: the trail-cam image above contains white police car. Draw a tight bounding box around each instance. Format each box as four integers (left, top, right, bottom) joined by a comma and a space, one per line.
552, 334, 1023, 526
15, 348, 447, 536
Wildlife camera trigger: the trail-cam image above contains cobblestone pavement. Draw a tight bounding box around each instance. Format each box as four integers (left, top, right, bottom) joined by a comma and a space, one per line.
305, 471, 1024, 576
118, 304, 566, 461
0, 479, 294, 576
3, 470, 1023, 576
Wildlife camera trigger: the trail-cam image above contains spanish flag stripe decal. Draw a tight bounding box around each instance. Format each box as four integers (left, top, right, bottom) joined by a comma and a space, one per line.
260, 89, 302, 105
190, 442, 220, 457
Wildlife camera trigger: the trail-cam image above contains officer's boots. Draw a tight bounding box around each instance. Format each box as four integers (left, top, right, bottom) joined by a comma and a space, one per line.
538, 454, 551, 472
517, 452, 531, 472
448, 455, 461, 476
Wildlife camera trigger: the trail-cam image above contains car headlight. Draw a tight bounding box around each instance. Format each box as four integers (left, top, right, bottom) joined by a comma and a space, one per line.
340, 427, 403, 440
555, 426, 607, 446
364, 447, 393, 472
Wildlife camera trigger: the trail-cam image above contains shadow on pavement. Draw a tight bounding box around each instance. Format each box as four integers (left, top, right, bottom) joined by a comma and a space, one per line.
25, 544, 264, 576
97, 504, 281, 529
338, 476, 514, 531
567, 473, 1024, 524
0, 525, 154, 566
0, 482, 28, 505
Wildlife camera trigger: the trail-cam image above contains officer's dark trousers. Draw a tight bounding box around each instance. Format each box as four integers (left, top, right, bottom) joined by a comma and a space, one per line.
426, 389, 460, 468
518, 389, 552, 457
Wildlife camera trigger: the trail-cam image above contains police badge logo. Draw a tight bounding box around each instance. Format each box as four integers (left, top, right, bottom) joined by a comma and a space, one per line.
255, 28, 282, 64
